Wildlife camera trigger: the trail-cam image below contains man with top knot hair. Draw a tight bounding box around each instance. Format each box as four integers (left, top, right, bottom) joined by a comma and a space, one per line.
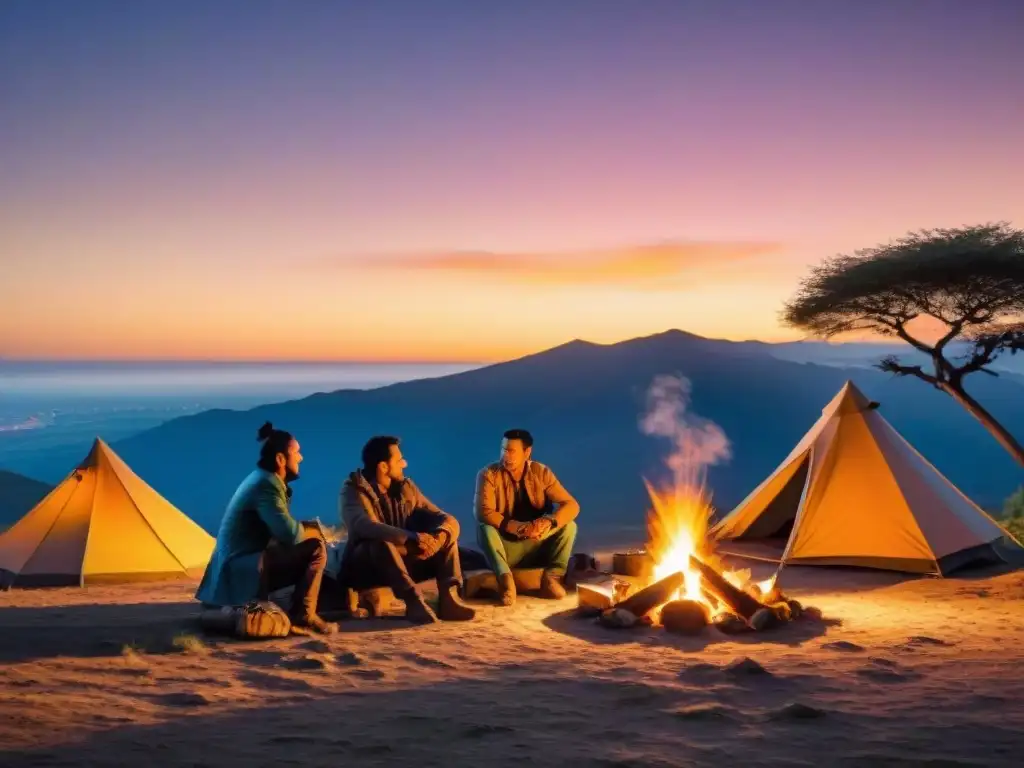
196, 422, 336, 634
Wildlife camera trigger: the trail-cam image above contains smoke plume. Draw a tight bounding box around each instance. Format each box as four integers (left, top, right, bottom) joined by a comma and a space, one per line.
640, 374, 732, 488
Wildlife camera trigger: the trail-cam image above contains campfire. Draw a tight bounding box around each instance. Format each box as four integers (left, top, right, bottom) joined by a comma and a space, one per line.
578, 476, 813, 635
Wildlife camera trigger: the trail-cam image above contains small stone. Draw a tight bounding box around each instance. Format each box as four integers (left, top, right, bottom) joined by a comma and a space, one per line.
283, 655, 330, 671
599, 607, 638, 628
724, 657, 770, 676
769, 702, 826, 720
785, 598, 803, 619
660, 600, 711, 635
713, 612, 751, 634
158, 692, 211, 708
750, 608, 781, 631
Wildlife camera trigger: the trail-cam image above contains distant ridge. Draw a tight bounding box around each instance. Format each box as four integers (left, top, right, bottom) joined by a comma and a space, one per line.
91, 328, 1024, 541
0, 469, 53, 527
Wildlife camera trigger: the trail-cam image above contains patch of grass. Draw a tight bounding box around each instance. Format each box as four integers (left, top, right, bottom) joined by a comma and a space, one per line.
171, 632, 208, 655
121, 641, 145, 657
1002, 516, 1024, 543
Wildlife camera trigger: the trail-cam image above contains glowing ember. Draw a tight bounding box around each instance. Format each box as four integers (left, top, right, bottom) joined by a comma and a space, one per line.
644, 477, 773, 621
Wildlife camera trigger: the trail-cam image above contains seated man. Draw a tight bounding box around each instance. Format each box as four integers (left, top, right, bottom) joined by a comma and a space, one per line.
339, 435, 476, 625
196, 421, 336, 634
474, 429, 579, 605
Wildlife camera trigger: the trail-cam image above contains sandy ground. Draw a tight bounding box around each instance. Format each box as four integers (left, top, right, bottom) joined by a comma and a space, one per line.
2, 557, 1023, 768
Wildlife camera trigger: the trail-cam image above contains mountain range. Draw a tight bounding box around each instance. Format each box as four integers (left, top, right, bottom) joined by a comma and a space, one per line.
0, 469, 52, 528
73, 330, 1023, 546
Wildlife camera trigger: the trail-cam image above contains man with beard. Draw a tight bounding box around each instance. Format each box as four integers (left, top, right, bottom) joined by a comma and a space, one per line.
339, 435, 477, 625
196, 421, 336, 634
474, 429, 579, 606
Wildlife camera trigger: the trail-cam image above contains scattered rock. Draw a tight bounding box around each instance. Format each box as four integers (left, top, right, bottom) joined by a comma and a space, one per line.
712, 613, 750, 634
660, 600, 710, 635
905, 635, 952, 647
282, 655, 330, 671
822, 640, 865, 653
297, 639, 332, 653
750, 607, 782, 630
402, 652, 456, 669
349, 668, 386, 680
769, 702, 826, 720
599, 608, 639, 628
671, 702, 736, 721
856, 660, 911, 683
156, 692, 211, 708
724, 657, 771, 677
785, 598, 803, 619
336, 651, 366, 666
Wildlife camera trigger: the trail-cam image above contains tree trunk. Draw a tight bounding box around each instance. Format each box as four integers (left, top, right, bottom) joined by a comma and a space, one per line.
942, 383, 1024, 468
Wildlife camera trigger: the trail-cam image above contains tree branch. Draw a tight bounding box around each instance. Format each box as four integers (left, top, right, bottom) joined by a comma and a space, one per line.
877, 356, 940, 387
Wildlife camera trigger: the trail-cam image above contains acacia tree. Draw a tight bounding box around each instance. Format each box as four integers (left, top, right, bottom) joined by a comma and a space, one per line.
782, 222, 1024, 467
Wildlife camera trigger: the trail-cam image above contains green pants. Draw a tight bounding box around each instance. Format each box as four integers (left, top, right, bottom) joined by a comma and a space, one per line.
477, 521, 578, 577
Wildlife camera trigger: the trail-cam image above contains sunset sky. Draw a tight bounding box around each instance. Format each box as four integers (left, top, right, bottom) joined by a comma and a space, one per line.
2, 1, 1022, 362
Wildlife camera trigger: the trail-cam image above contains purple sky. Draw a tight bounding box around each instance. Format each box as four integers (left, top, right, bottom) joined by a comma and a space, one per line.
2, 1, 1022, 360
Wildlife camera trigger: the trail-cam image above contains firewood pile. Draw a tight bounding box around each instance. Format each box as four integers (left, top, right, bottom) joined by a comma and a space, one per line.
577, 554, 820, 635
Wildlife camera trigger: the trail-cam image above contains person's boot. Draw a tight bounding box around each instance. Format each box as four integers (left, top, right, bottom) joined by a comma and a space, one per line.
539, 570, 567, 600
438, 585, 476, 621
403, 590, 440, 625
498, 572, 516, 606
291, 612, 339, 634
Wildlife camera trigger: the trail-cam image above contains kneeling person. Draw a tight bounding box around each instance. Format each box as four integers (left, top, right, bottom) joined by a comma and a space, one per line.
339, 436, 476, 624
474, 429, 579, 605
196, 422, 335, 634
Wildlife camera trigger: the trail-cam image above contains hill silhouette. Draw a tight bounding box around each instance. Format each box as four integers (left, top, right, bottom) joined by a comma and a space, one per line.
95, 329, 1024, 545
0, 469, 52, 528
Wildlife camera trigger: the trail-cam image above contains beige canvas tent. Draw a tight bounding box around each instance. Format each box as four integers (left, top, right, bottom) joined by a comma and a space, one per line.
0, 438, 214, 587
711, 381, 1018, 575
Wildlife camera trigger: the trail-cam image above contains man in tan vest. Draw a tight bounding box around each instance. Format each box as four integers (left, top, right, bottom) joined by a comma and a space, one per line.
474, 429, 579, 606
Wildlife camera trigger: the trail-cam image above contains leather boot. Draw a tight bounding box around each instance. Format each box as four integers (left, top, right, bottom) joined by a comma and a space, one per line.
403, 591, 440, 625
539, 570, 567, 600
438, 585, 477, 621
498, 572, 516, 606
291, 612, 339, 634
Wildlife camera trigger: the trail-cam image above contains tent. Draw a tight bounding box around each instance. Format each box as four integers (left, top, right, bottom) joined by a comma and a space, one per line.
0, 438, 214, 587
710, 381, 1019, 576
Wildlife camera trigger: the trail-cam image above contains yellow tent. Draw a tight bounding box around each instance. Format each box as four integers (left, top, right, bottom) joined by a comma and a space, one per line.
0, 438, 214, 587
711, 381, 1018, 575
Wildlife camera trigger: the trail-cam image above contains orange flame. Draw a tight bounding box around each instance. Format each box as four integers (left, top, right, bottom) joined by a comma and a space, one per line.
644, 476, 773, 620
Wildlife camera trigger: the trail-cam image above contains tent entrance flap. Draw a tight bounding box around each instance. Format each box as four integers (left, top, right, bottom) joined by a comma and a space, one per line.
736, 457, 809, 540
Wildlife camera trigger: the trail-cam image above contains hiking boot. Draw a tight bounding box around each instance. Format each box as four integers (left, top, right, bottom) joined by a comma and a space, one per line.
404, 592, 440, 625
498, 573, 516, 606
438, 585, 476, 621
292, 613, 339, 635
539, 571, 567, 600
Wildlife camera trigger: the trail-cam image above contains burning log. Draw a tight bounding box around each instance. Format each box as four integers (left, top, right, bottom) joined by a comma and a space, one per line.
577, 582, 617, 615
660, 600, 710, 635
688, 555, 763, 620
615, 571, 686, 618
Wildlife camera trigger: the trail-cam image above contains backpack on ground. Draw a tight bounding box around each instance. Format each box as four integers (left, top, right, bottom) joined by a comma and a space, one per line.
200, 600, 292, 640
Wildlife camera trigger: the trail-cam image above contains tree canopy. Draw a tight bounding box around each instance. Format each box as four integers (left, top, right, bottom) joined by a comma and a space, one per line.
782, 222, 1024, 466
783, 222, 1024, 386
